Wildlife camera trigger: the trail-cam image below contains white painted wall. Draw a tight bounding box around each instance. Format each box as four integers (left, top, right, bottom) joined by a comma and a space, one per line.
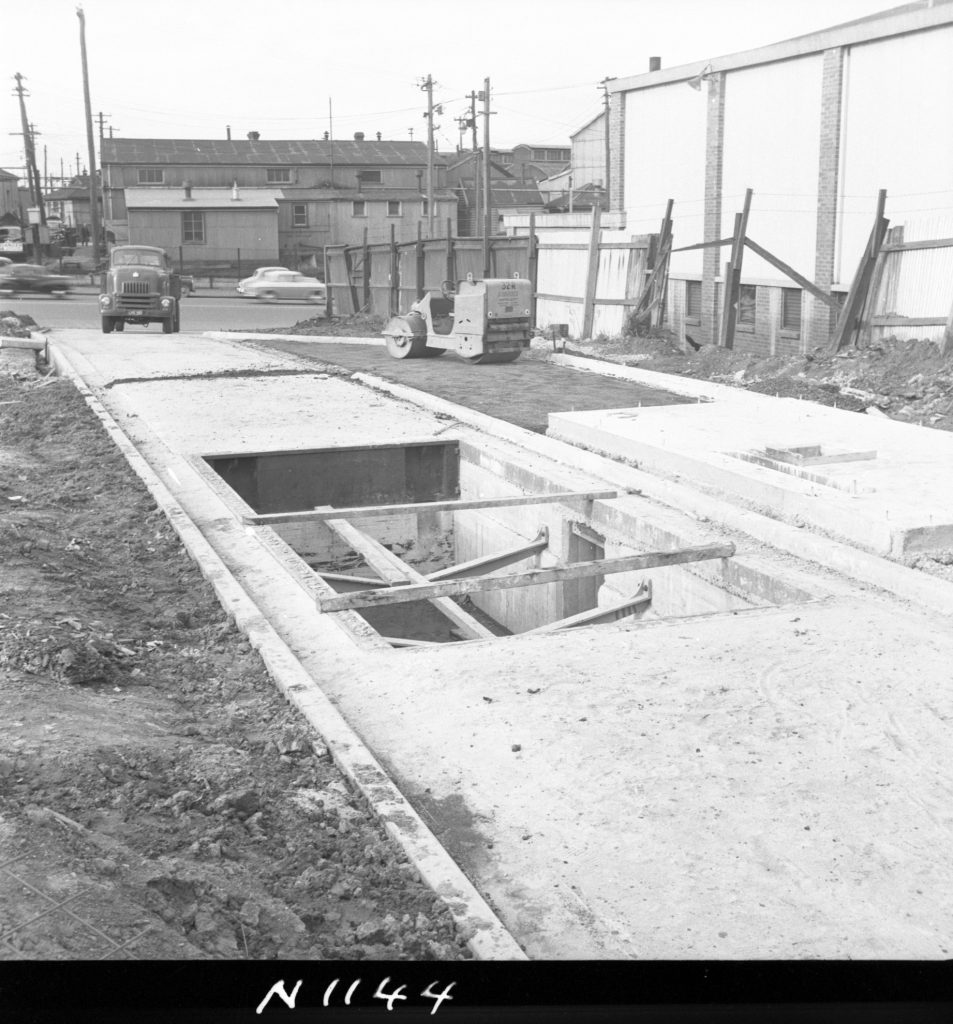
838, 25, 953, 290
721, 54, 823, 283
572, 115, 606, 188
623, 85, 707, 276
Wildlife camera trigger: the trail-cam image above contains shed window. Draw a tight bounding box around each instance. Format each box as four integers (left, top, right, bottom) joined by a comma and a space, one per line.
352, 201, 366, 217
266, 168, 292, 183
685, 281, 702, 321
738, 284, 756, 325
781, 289, 802, 332
387, 200, 401, 216
138, 168, 163, 184
292, 203, 308, 227
358, 170, 382, 184
182, 211, 205, 244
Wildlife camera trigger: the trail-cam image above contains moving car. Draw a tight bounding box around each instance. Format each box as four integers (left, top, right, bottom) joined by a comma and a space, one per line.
0, 263, 71, 297
236, 268, 326, 305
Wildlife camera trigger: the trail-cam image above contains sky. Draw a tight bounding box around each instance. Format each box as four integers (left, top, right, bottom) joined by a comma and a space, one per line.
4, 0, 903, 183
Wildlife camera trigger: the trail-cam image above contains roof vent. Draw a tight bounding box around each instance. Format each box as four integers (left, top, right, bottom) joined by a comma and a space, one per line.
247, 131, 260, 141
183, 180, 193, 200
649, 56, 661, 72
354, 131, 365, 141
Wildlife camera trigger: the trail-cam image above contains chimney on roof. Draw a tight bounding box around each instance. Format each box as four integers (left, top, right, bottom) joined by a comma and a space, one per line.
649, 56, 661, 72
376, 132, 382, 141
226, 124, 232, 140
323, 131, 329, 140
354, 131, 365, 141
232, 180, 240, 201
247, 131, 260, 141
183, 180, 193, 201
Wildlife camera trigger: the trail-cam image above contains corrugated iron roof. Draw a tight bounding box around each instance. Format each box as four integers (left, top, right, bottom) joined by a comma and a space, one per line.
101, 138, 439, 167
124, 187, 282, 209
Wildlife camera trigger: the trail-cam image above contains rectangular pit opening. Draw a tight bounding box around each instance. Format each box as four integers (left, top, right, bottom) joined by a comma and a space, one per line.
208, 440, 816, 648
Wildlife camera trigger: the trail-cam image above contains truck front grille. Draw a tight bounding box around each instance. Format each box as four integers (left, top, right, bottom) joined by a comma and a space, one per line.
118, 295, 159, 311
121, 281, 151, 295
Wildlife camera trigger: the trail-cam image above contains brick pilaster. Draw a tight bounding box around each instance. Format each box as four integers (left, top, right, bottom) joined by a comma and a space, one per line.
608, 92, 626, 212
811, 47, 845, 349
701, 72, 726, 346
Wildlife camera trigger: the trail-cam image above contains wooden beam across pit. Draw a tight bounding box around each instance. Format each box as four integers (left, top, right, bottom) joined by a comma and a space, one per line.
243, 490, 626, 527
323, 515, 496, 640
316, 542, 736, 614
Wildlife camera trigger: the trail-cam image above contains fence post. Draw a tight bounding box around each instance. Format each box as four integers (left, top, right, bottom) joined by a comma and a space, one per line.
528, 211, 538, 329
237, 247, 241, 280
362, 227, 370, 312
581, 205, 602, 340
324, 245, 332, 317
178, 245, 183, 272
389, 223, 399, 315
719, 187, 752, 350
446, 217, 455, 286
415, 221, 425, 300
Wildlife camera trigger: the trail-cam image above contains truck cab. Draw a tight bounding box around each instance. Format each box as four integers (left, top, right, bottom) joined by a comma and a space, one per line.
99, 245, 181, 334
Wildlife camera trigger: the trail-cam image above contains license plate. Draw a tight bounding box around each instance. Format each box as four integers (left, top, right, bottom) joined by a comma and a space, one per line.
129, 310, 143, 317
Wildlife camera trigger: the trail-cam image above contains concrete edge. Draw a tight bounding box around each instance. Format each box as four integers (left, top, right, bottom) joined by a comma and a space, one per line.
351, 371, 953, 620
203, 331, 384, 347
46, 342, 528, 961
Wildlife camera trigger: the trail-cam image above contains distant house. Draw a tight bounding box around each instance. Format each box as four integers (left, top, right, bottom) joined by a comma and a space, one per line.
443, 149, 547, 236
100, 136, 457, 267
123, 185, 281, 268
43, 176, 102, 234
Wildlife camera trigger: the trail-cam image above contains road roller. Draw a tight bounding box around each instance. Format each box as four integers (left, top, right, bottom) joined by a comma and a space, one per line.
382, 273, 532, 364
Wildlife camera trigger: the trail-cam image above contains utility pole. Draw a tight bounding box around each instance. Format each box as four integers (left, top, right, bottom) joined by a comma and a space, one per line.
13, 73, 45, 259
463, 90, 480, 239
480, 78, 493, 275
421, 74, 435, 238
77, 6, 102, 258
599, 77, 614, 206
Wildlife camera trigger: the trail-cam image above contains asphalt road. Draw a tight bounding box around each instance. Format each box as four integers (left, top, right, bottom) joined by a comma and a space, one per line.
1, 290, 320, 334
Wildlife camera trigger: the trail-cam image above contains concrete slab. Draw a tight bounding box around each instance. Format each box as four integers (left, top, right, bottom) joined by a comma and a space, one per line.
45, 327, 953, 960
548, 357, 953, 558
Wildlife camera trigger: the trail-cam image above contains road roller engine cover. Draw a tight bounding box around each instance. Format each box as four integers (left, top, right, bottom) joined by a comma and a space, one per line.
382, 273, 532, 364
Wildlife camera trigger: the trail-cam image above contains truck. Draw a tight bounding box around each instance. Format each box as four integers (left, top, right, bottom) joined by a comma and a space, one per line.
98, 245, 181, 334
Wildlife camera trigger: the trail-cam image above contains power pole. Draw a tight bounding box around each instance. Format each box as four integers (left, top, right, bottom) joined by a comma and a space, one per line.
421, 74, 435, 238
77, 6, 102, 258
599, 77, 614, 207
13, 73, 45, 259
480, 78, 493, 274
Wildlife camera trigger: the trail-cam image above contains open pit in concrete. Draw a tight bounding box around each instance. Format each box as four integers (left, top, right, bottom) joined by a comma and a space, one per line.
205, 436, 817, 649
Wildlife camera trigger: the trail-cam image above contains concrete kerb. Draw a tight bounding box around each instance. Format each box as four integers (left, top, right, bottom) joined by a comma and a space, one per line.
203, 331, 384, 347
46, 342, 527, 961
350, 371, 953, 620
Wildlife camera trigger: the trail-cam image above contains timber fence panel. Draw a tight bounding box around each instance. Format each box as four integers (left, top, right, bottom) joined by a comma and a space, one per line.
367, 243, 394, 317
326, 247, 355, 316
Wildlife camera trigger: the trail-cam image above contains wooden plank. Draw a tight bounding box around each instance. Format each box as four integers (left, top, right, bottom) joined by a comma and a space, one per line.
720, 188, 753, 351
528, 211, 538, 330
316, 543, 736, 613
870, 316, 947, 328
942, 294, 953, 357
535, 243, 590, 251
671, 236, 733, 253
830, 190, 888, 352
535, 293, 585, 304
881, 236, 953, 253
428, 528, 549, 582
744, 237, 840, 310
524, 583, 652, 634
581, 205, 602, 339
243, 489, 624, 527
536, 242, 650, 252
324, 517, 495, 640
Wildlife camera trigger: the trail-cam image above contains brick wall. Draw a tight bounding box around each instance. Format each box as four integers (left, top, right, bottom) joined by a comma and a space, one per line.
810, 47, 845, 348
608, 92, 626, 212
701, 73, 726, 346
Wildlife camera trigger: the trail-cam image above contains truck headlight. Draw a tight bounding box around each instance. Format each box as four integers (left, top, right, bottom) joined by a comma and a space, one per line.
99, 295, 112, 309
160, 297, 173, 309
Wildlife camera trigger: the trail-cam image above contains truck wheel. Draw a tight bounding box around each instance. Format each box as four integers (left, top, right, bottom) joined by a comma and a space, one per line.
101, 316, 115, 334
162, 318, 173, 334
114, 320, 124, 332
173, 310, 181, 333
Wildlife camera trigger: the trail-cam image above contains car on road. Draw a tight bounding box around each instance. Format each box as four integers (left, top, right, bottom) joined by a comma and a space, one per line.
236, 268, 326, 306
0, 263, 71, 298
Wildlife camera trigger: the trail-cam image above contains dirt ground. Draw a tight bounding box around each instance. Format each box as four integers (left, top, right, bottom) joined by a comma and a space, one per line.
0, 315, 468, 961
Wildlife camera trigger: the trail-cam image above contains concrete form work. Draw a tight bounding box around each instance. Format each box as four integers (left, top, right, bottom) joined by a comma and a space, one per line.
48, 330, 953, 959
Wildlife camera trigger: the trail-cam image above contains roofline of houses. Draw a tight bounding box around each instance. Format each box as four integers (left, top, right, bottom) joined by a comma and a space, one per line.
609, 0, 953, 93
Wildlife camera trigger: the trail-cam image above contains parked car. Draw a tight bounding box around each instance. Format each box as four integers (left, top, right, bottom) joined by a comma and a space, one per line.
0, 263, 71, 297
0, 256, 12, 268
236, 268, 326, 304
